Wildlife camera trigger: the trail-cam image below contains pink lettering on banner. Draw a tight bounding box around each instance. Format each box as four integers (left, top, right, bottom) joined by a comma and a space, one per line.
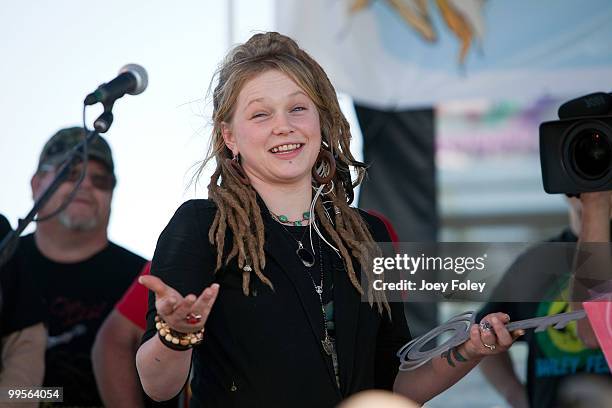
583, 298, 612, 370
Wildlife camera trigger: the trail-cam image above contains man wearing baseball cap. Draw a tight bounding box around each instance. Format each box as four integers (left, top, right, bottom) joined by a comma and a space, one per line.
14, 127, 147, 406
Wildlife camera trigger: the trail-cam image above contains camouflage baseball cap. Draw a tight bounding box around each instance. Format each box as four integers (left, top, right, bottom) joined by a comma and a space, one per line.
37, 127, 115, 175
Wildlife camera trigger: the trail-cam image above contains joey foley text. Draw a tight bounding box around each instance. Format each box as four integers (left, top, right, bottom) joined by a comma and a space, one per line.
371, 253, 488, 294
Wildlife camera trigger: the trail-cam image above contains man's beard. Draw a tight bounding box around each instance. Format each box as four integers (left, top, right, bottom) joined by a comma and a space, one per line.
58, 211, 98, 231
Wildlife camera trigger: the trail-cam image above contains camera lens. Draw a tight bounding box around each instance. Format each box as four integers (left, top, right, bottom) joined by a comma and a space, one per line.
571, 129, 611, 179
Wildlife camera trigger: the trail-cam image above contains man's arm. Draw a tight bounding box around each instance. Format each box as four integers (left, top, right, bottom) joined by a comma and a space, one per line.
479, 352, 528, 408
92, 309, 145, 408
0, 323, 46, 408
0, 323, 46, 386
571, 191, 611, 349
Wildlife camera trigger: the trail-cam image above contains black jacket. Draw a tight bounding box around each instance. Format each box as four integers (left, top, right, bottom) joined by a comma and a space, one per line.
144, 199, 411, 408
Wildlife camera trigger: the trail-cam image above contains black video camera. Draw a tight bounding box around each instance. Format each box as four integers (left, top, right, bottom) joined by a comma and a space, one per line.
540, 92, 612, 194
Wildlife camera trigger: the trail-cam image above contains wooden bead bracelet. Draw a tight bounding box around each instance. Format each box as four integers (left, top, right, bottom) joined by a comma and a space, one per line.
155, 315, 204, 351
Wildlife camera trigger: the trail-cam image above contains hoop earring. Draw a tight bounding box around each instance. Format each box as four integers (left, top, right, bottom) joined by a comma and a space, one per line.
224, 154, 250, 185
312, 149, 336, 184
313, 180, 335, 196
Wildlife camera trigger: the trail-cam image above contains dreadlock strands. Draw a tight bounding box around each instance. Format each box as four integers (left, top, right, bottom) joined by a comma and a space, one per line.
242, 269, 250, 295
314, 199, 363, 295
224, 157, 251, 186
215, 188, 250, 230
237, 184, 266, 270
214, 167, 271, 294
214, 203, 228, 272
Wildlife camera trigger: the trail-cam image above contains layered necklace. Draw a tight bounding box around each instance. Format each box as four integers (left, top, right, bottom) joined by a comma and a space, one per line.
271, 213, 337, 358
269, 210, 315, 267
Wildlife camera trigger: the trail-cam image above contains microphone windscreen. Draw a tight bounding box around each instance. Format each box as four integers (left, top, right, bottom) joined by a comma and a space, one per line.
119, 64, 148, 96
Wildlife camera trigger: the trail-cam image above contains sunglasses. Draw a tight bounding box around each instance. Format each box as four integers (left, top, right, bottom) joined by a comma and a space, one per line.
41, 165, 116, 191
67, 167, 116, 191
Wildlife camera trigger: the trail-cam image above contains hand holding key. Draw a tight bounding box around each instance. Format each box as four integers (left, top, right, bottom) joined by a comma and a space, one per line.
457, 313, 524, 361
398, 310, 587, 370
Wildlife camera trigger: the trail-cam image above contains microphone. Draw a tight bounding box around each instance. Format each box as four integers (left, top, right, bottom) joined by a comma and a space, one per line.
84, 64, 148, 106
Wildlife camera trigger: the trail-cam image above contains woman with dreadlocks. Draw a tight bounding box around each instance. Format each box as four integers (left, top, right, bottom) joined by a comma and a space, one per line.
136, 32, 519, 407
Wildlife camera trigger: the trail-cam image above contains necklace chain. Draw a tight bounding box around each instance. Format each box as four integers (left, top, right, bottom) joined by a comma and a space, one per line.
269, 210, 310, 226
271, 214, 339, 386
271, 213, 335, 359
272, 212, 314, 267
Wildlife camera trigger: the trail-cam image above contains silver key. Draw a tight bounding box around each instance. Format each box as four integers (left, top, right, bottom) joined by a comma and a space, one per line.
506, 309, 586, 332
398, 310, 587, 371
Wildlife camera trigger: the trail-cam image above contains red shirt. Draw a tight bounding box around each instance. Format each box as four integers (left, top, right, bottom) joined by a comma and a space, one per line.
116, 261, 151, 330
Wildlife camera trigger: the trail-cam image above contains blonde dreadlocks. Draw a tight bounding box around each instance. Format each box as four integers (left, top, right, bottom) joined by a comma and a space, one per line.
197, 32, 390, 316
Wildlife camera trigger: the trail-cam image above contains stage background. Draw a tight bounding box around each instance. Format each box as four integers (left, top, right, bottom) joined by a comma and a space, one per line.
1, 2, 610, 405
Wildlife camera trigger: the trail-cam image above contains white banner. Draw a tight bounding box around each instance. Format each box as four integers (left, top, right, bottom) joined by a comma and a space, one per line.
276, 0, 612, 109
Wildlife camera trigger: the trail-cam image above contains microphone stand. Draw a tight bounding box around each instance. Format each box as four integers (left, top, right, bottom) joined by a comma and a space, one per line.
0, 105, 115, 269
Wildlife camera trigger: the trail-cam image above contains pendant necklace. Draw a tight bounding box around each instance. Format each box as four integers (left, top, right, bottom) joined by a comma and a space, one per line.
298, 233, 334, 357
309, 237, 339, 389
269, 213, 333, 353
313, 238, 334, 356
272, 214, 340, 385
270, 210, 315, 267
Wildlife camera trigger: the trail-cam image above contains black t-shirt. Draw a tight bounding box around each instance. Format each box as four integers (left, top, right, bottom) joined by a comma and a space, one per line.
0, 216, 44, 337
478, 228, 611, 408
16, 233, 146, 407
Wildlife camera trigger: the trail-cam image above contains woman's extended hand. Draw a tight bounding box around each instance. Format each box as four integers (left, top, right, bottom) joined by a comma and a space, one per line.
139, 275, 220, 333
458, 312, 524, 360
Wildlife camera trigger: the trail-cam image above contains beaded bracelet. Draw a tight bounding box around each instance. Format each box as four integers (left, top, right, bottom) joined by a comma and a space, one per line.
155, 315, 204, 351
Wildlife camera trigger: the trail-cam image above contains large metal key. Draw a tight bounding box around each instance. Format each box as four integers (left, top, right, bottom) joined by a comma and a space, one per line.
506, 309, 586, 332
397, 310, 588, 371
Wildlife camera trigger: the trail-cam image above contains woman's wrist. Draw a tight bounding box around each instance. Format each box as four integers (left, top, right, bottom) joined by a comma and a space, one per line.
441, 343, 481, 368
155, 315, 204, 351
456, 342, 483, 363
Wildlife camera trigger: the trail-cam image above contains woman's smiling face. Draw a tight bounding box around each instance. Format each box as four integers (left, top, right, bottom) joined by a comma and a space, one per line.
222, 69, 322, 187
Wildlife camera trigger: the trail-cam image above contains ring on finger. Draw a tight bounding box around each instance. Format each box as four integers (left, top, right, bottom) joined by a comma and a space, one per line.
483, 342, 496, 351
185, 312, 203, 325
480, 320, 492, 332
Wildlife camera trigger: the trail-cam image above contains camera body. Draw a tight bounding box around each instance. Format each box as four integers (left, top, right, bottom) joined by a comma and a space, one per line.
540, 93, 612, 194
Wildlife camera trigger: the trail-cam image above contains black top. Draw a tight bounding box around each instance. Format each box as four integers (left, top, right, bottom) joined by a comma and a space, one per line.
144, 199, 411, 408
16, 233, 146, 407
478, 228, 611, 408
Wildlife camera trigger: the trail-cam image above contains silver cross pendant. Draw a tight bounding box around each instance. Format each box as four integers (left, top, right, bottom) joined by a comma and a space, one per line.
322, 335, 334, 356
